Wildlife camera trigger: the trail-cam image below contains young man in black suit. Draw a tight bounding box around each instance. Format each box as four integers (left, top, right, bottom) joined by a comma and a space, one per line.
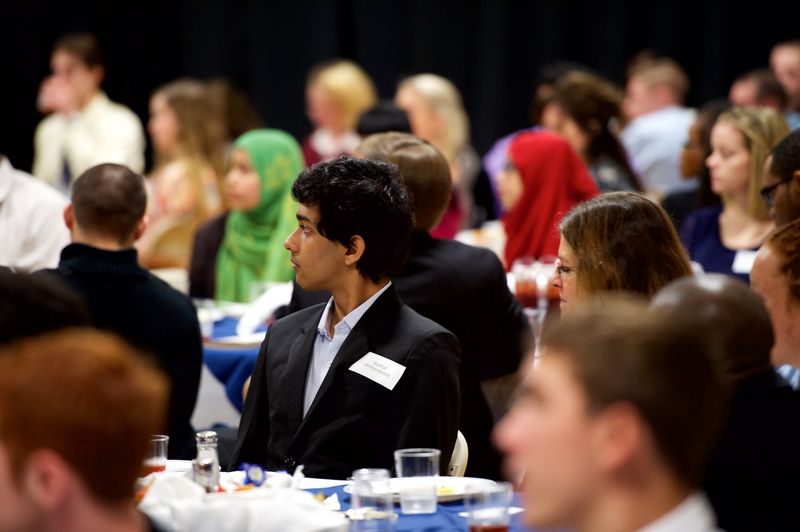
289, 133, 530, 479
231, 157, 461, 479
38, 163, 202, 460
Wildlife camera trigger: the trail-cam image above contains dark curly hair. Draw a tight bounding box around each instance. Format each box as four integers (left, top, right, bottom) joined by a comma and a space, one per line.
291, 156, 413, 282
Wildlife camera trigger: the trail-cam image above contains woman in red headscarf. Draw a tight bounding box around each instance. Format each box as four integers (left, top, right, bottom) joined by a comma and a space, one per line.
497, 130, 599, 269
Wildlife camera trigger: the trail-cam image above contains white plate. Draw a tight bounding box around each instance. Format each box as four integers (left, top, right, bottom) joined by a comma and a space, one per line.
344, 476, 496, 503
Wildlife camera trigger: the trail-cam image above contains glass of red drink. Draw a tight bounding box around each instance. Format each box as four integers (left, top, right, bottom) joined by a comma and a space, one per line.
141, 434, 169, 476
464, 481, 513, 532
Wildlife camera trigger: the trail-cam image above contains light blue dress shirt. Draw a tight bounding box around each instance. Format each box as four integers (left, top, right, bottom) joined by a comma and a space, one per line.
302, 282, 393, 416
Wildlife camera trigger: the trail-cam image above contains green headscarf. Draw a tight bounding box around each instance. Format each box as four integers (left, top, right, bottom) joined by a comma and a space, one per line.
215, 129, 303, 302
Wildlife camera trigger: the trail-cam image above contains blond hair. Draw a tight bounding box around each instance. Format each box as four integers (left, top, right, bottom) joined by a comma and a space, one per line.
397, 74, 469, 162
716, 106, 790, 219
628, 58, 690, 104
308, 60, 377, 131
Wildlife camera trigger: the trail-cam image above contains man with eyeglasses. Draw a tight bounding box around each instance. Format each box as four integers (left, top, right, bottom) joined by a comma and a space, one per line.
761, 129, 800, 225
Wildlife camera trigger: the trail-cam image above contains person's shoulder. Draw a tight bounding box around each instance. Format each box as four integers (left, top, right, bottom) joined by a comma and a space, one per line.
8, 169, 67, 205
197, 211, 229, 235
423, 237, 501, 270
269, 300, 326, 334
394, 300, 457, 341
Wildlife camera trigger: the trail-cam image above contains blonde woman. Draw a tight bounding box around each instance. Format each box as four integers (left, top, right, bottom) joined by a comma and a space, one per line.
680, 107, 789, 283
139, 78, 226, 268
395, 73, 479, 237
303, 59, 376, 165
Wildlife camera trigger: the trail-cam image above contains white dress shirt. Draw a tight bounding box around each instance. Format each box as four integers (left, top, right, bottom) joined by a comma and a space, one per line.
33, 91, 145, 190
0, 158, 69, 271
637, 492, 719, 532
303, 282, 392, 416
621, 105, 696, 197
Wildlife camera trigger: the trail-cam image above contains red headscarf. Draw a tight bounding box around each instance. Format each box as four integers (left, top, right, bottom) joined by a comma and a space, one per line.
502, 131, 599, 269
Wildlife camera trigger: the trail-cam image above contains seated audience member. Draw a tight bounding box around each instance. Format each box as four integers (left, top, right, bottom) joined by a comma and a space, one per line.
303, 59, 377, 166
621, 55, 696, 197
652, 274, 800, 531
762, 129, 800, 225
729, 68, 800, 131
39, 163, 201, 459
553, 192, 692, 314
290, 133, 530, 478
0, 156, 69, 271
680, 107, 788, 283
495, 300, 726, 531
542, 71, 643, 192
771, 40, 800, 114
231, 157, 460, 479
661, 100, 729, 230
355, 101, 412, 137
395, 73, 481, 234
189, 129, 302, 301
483, 62, 592, 216
0, 270, 89, 344
33, 33, 144, 191
138, 79, 225, 269
497, 131, 599, 269
751, 220, 800, 388
0, 330, 168, 532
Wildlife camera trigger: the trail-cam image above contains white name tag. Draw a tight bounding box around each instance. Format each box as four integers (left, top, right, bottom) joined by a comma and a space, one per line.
732, 250, 758, 274
349, 352, 406, 390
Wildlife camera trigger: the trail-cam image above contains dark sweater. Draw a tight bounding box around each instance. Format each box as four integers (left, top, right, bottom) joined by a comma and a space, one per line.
39, 243, 202, 459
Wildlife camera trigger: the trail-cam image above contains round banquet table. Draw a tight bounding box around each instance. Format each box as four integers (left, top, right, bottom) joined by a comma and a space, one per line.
306, 483, 540, 532
202, 317, 264, 411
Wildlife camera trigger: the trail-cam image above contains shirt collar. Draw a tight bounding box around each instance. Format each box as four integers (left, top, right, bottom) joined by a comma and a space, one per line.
316, 281, 392, 339
637, 492, 717, 532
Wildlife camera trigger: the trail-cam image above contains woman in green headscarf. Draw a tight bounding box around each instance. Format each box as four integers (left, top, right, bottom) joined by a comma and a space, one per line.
188, 129, 303, 301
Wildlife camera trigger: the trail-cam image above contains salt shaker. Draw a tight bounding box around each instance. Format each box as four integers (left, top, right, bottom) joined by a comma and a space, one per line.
193, 430, 220, 492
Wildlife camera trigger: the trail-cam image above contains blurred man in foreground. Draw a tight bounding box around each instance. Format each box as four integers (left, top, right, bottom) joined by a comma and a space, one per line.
495, 300, 725, 531
0, 329, 167, 532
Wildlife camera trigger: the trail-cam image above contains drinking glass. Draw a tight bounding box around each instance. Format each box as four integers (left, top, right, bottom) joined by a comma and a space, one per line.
141, 434, 169, 476
393, 448, 440, 514
350, 468, 395, 531
464, 481, 513, 532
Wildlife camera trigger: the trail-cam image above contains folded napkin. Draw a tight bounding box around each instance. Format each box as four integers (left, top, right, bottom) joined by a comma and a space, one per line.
140, 475, 348, 532
236, 282, 293, 336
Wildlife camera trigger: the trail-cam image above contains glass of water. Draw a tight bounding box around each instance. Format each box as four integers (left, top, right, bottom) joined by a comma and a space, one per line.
350, 468, 395, 531
393, 448, 440, 514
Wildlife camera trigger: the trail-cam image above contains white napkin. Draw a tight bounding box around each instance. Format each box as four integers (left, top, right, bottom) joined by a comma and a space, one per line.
236, 282, 293, 336
140, 475, 348, 532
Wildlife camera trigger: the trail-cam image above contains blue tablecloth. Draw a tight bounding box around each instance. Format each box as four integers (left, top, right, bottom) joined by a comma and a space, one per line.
308, 484, 534, 532
203, 317, 264, 411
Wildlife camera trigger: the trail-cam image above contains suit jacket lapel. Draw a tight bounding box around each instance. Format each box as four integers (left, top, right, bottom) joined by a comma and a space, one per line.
283, 309, 322, 436
289, 286, 401, 447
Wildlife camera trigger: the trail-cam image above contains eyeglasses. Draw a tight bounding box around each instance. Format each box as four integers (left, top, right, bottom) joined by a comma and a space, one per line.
760, 176, 793, 207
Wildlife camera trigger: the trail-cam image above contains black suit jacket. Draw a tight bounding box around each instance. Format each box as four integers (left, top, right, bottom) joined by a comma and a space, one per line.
289, 232, 530, 478
39, 244, 202, 459
704, 369, 800, 532
231, 285, 461, 480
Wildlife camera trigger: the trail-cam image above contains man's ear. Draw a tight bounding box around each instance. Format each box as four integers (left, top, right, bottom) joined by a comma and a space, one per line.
343, 235, 366, 267
91, 65, 105, 87
63, 204, 74, 231
592, 402, 643, 474
22, 450, 72, 512
133, 216, 148, 242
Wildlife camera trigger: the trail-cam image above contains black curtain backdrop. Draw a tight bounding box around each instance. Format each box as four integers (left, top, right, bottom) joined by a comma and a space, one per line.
2, 0, 799, 176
